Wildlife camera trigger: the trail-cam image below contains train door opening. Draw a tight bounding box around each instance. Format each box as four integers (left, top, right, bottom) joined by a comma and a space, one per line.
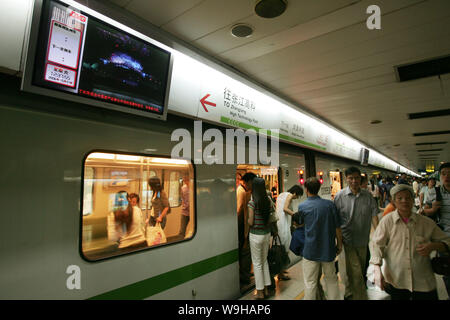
236, 164, 279, 293
330, 170, 342, 200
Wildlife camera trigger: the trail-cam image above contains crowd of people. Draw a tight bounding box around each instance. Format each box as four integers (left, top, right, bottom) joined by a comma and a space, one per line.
238, 162, 450, 300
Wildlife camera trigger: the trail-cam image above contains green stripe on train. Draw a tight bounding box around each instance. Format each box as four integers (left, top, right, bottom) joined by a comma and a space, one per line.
88, 249, 238, 300
220, 116, 326, 151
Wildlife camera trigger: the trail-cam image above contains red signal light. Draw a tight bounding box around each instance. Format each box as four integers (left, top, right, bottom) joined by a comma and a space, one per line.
320, 178, 323, 184
300, 178, 304, 185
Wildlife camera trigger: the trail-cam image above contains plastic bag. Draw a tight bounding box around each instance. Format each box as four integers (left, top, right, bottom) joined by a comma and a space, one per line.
146, 223, 167, 246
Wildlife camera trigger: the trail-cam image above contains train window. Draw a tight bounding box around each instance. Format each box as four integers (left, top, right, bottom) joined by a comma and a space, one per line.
81, 152, 195, 261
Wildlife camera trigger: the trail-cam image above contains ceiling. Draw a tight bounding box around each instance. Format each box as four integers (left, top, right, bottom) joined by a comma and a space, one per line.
105, 0, 450, 173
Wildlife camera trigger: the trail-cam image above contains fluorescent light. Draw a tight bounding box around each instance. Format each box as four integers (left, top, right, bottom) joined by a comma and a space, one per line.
150, 158, 189, 165
87, 152, 115, 160
116, 155, 141, 161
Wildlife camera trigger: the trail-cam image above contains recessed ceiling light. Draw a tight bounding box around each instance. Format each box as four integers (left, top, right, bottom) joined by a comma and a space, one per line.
255, 0, 287, 18
370, 120, 382, 124
230, 24, 254, 38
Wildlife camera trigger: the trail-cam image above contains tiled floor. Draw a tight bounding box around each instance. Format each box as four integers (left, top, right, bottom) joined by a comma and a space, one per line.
240, 258, 449, 300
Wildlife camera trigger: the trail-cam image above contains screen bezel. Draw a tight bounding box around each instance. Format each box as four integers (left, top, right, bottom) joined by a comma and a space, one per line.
21, 0, 173, 121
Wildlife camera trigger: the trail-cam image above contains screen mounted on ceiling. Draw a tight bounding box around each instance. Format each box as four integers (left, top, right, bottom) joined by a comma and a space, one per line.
22, 0, 173, 120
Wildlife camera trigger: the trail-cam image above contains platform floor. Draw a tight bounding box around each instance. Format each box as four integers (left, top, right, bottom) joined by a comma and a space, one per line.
239, 258, 449, 300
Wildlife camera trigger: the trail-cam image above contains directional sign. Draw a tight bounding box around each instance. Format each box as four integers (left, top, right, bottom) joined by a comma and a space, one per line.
200, 93, 216, 112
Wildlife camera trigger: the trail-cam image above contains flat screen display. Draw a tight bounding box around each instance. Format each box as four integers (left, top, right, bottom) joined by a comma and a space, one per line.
23, 0, 172, 119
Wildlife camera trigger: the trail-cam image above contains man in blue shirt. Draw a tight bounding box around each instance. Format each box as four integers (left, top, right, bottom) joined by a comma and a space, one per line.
299, 177, 343, 300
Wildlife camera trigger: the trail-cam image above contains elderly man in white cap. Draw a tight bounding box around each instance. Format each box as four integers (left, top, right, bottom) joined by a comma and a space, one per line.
370, 184, 450, 300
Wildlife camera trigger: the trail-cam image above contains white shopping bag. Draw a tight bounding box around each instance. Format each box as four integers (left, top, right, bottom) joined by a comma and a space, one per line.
146, 223, 167, 246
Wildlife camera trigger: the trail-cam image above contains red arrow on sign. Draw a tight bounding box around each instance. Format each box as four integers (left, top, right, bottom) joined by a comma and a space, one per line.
200, 94, 216, 112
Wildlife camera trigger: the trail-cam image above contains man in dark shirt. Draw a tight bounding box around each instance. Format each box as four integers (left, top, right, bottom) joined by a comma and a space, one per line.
299, 177, 343, 300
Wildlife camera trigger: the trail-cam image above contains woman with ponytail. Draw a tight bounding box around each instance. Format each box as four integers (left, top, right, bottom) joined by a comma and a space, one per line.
248, 177, 273, 299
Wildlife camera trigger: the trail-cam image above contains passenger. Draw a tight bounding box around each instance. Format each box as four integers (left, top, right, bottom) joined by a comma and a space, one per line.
298, 177, 343, 300
334, 166, 379, 300
146, 177, 170, 230
128, 193, 145, 234
331, 177, 341, 200
178, 175, 190, 238
361, 175, 368, 189
435, 162, 450, 297
369, 178, 380, 206
378, 178, 387, 208
421, 178, 439, 222
397, 173, 409, 185
275, 185, 304, 281
370, 184, 450, 300
237, 172, 257, 285
382, 199, 396, 217
413, 178, 420, 198
247, 177, 273, 299
271, 181, 279, 202
418, 178, 428, 209
384, 178, 394, 207
112, 191, 146, 249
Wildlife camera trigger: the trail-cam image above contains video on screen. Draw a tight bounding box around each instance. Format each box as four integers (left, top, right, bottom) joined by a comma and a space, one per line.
78, 19, 171, 114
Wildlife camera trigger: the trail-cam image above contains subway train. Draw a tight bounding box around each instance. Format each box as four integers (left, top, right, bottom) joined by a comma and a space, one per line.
0, 73, 398, 300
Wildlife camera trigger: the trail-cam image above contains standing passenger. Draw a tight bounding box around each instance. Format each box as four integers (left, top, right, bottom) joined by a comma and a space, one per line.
334, 166, 379, 300
248, 177, 273, 299
371, 184, 450, 300
237, 172, 257, 285
146, 177, 170, 229
299, 178, 343, 300
275, 185, 304, 280
178, 175, 190, 238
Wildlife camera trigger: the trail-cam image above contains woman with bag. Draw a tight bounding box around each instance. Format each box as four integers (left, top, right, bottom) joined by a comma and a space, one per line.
370, 184, 450, 300
146, 177, 170, 230
248, 177, 274, 299
275, 185, 303, 280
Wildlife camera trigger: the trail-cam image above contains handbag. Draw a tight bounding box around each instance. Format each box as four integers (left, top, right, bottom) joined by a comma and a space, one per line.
289, 227, 305, 256
268, 235, 290, 276
431, 242, 450, 276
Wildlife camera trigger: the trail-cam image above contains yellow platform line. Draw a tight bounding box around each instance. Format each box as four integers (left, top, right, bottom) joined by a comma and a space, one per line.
294, 290, 305, 300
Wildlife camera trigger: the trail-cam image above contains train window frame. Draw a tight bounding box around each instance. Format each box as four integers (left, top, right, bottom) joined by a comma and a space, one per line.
79, 150, 197, 263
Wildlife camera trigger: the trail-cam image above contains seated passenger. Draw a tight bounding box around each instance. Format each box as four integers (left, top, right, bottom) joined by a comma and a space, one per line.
128, 193, 146, 234
111, 191, 146, 249
146, 177, 170, 230
370, 184, 450, 300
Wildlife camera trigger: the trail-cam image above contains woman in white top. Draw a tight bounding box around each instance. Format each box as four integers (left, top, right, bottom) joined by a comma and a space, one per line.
111, 191, 146, 249
275, 185, 304, 280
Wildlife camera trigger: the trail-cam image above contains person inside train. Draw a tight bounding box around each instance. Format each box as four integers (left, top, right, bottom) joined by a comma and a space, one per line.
146, 177, 170, 230
275, 184, 304, 281
178, 175, 190, 238
237, 172, 257, 285
247, 177, 274, 299
333, 166, 379, 300
370, 184, 450, 300
111, 191, 146, 249
298, 177, 342, 300
128, 193, 146, 234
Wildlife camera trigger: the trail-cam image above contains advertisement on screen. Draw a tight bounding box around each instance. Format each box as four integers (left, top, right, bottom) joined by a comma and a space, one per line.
22, 0, 172, 119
